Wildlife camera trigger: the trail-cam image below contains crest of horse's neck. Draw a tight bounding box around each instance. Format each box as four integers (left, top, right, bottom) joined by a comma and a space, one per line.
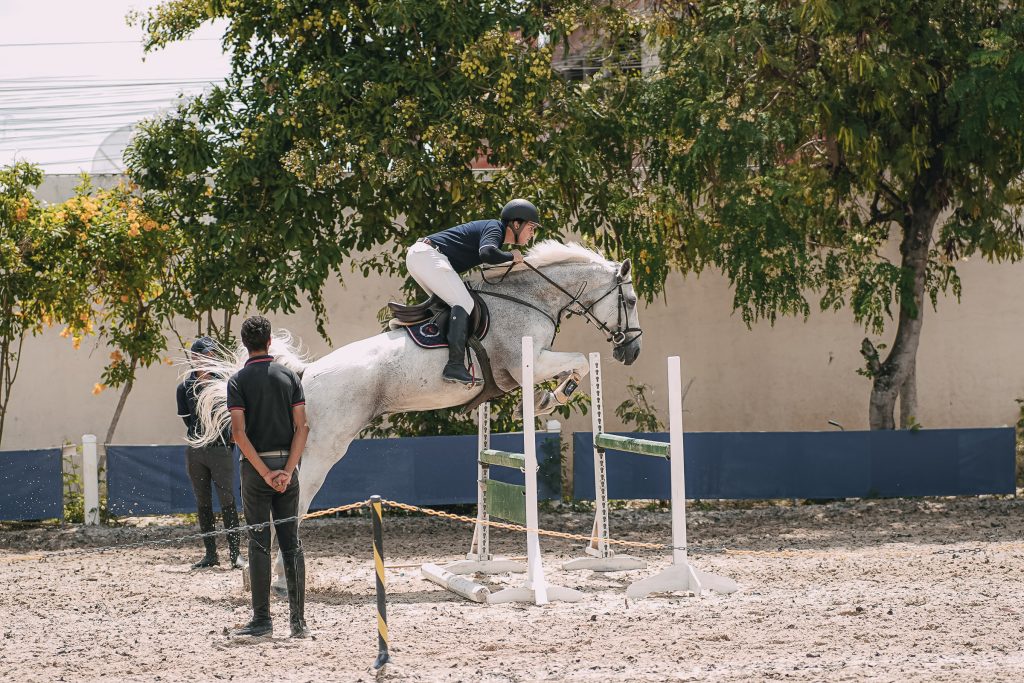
491, 261, 610, 315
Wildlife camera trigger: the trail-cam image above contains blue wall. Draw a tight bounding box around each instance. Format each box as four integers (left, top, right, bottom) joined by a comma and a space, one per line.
105, 432, 561, 516
0, 448, 63, 520
1, 427, 1014, 520
572, 428, 1016, 500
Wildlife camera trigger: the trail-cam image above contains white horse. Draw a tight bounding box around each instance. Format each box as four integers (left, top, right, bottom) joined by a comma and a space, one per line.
190, 241, 643, 590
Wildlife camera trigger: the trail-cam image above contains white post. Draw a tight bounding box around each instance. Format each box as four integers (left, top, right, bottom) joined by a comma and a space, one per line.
667, 356, 688, 564
590, 352, 609, 557
562, 353, 645, 572
626, 356, 737, 598
521, 335, 549, 605
82, 434, 99, 525
470, 403, 491, 561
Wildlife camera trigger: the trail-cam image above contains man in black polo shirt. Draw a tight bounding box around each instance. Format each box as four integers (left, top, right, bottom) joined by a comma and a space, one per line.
227, 316, 310, 639
405, 198, 540, 385
176, 336, 244, 570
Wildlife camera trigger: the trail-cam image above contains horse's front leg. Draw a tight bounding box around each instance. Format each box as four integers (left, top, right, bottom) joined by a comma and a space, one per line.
512, 349, 589, 418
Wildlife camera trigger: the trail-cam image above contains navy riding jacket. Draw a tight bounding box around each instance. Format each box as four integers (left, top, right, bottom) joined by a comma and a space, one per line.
425, 219, 514, 273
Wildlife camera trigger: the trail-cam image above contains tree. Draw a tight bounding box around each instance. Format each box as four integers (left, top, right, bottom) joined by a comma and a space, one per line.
38, 178, 182, 443
0, 162, 50, 445
126, 0, 602, 340
641, 0, 1024, 429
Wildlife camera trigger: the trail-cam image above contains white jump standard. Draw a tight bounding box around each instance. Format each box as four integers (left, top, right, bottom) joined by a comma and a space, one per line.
564, 354, 738, 599
423, 336, 584, 605
561, 353, 646, 572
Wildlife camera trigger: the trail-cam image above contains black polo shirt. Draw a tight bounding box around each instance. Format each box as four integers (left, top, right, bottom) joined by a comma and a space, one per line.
226, 355, 305, 454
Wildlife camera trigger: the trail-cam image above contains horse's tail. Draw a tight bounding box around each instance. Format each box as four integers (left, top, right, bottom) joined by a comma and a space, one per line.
186, 329, 312, 447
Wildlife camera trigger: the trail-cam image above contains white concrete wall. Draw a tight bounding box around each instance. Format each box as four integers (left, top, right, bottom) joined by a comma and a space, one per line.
4, 175, 1022, 450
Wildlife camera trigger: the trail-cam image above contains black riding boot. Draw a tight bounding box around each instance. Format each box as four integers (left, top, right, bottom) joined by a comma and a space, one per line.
442, 305, 476, 386
283, 547, 310, 638
233, 543, 273, 637
222, 504, 245, 569
191, 505, 218, 568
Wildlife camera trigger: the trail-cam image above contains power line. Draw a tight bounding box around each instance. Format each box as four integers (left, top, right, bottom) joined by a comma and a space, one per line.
0, 38, 221, 48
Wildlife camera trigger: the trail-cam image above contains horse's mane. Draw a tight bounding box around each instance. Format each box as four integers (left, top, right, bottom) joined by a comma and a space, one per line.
524, 240, 609, 269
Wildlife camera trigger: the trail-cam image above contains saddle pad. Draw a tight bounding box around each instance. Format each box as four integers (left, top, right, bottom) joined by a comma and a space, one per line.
404, 311, 490, 349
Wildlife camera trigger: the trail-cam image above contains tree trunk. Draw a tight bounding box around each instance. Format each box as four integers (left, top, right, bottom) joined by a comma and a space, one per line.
0, 334, 11, 447
867, 199, 942, 430
899, 359, 918, 429
104, 357, 138, 444
0, 332, 24, 447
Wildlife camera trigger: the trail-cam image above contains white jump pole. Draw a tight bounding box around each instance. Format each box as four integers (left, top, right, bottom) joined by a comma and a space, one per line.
521, 335, 548, 604
82, 434, 99, 526
473, 337, 583, 605
626, 357, 737, 598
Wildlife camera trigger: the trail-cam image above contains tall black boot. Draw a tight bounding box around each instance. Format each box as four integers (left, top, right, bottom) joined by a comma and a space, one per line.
283, 547, 310, 638
442, 306, 476, 386
191, 505, 218, 569
222, 503, 245, 569
233, 542, 273, 637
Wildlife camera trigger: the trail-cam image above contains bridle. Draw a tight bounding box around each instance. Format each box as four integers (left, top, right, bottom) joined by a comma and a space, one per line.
476, 260, 643, 350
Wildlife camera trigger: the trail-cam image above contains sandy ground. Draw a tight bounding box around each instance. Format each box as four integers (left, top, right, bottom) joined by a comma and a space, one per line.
1, 497, 1023, 682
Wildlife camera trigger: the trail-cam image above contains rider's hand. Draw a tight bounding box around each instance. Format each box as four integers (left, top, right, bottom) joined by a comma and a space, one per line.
511, 249, 524, 264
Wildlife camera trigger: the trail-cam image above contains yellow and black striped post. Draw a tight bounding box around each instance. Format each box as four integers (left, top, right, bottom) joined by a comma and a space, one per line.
370, 495, 390, 671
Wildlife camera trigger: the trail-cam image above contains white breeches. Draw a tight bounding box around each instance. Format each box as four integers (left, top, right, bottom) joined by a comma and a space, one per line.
405, 241, 475, 313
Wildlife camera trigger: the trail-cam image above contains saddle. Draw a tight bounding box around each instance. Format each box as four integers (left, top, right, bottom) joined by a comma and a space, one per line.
385, 289, 490, 349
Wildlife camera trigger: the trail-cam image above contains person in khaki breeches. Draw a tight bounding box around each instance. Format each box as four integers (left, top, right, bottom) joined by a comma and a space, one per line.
406, 198, 540, 385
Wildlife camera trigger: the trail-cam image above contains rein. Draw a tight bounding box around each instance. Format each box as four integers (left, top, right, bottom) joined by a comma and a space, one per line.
476, 260, 643, 350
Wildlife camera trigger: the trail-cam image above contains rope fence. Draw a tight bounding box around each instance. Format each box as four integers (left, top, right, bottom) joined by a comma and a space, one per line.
1, 497, 1016, 565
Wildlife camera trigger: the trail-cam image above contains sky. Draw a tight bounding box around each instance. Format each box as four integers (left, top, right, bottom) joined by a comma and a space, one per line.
0, 0, 231, 174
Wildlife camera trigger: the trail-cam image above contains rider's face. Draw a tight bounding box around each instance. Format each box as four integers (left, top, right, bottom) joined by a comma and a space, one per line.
515, 221, 537, 245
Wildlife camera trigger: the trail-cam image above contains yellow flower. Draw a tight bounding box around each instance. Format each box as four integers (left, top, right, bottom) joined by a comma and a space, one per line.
110, 350, 123, 363
92, 383, 105, 395
59, 327, 71, 338
127, 226, 141, 238
72, 336, 82, 350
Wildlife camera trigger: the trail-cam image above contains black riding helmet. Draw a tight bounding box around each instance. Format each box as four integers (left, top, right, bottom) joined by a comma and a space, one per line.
500, 198, 541, 231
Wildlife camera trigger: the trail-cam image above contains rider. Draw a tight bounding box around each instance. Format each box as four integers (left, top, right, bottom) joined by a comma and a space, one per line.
406, 198, 539, 385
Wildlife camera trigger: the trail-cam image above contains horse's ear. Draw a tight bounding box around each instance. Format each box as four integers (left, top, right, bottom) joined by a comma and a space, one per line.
618, 258, 632, 280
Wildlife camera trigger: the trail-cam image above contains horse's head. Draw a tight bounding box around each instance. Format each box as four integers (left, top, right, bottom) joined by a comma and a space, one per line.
520, 241, 643, 365
592, 258, 643, 365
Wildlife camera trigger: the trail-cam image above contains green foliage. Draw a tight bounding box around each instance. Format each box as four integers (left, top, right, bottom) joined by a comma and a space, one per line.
125, 0, 626, 340
0, 162, 51, 445
614, 379, 664, 432
638, 1, 1024, 428
646, 0, 1024, 324
35, 177, 182, 441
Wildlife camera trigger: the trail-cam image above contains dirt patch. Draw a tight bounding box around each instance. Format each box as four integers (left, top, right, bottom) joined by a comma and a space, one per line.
2, 497, 1024, 681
